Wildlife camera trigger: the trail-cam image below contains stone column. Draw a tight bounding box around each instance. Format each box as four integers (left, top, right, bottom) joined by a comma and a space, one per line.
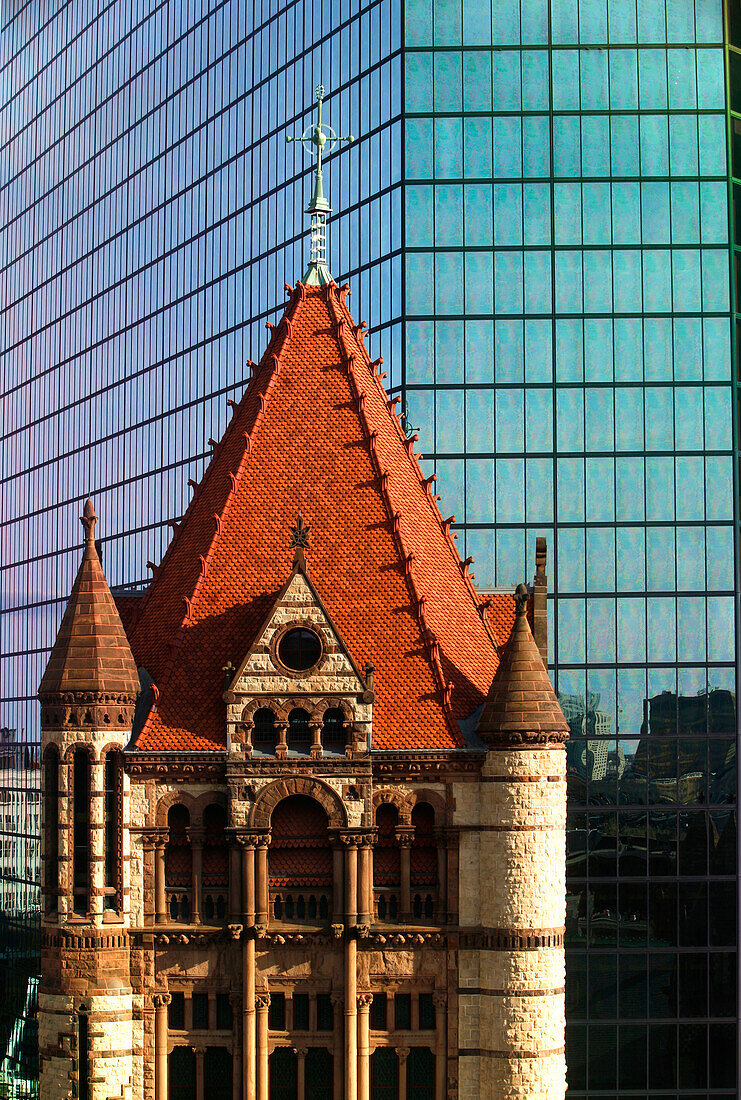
155, 837, 167, 924
229, 992, 242, 1100
358, 836, 374, 926
255, 992, 271, 1100
196, 1048, 205, 1100
357, 994, 373, 1100
397, 1047, 409, 1095
153, 992, 171, 1100
295, 1046, 308, 1095
239, 835, 256, 925
190, 831, 203, 924
396, 827, 414, 921
331, 994, 344, 1099
243, 937, 256, 1100
208, 992, 217, 1031
228, 841, 241, 920
332, 843, 344, 920
309, 720, 322, 758
343, 835, 359, 927
344, 939, 357, 1100
434, 992, 447, 1100
275, 721, 288, 759
256, 835, 270, 925
435, 829, 447, 923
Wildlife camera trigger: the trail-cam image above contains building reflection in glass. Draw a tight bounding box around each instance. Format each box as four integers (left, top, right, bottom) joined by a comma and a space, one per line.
565, 687, 737, 1092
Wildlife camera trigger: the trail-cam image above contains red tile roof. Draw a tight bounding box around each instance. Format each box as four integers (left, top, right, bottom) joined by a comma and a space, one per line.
39, 501, 140, 702
127, 282, 513, 752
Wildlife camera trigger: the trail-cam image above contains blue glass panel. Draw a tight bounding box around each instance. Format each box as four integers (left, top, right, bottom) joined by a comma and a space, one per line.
434, 117, 462, 177
640, 115, 670, 175
587, 597, 616, 661
491, 51, 522, 110
703, 386, 732, 450
584, 319, 613, 382
436, 389, 465, 451
553, 116, 582, 177
466, 460, 494, 522
493, 185, 523, 246
523, 116, 551, 176
522, 50, 550, 110
554, 184, 582, 245
466, 389, 493, 450
463, 51, 493, 110
645, 457, 675, 520
558, 528, 586, 590
464, 185, 493, 246
495, 458, 524, 522
466, 319, 495, 382
436, 185, 464, 246
670, 182, 700, 244
436, 320, 465, 382
701, 250, 730, 312
434, 52, 463, 110
617, 526, 646, 589
698, 114, 727, 176
611, 116, 640, 176
406, 53, 433, 111
525, 319, 553, 381
492, 117, 523, 178
495, 253, 523, 313
557, 318, 585, 381
700, 181, 729, 245
673, 318, 703, 382
557, 457, 586, 521
465, 252, 493, 313
495, 320, 524, 382
696, 48, 724, 110
435, 253, 464, 313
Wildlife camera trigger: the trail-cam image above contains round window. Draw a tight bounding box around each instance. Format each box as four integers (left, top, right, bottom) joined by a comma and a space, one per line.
277, 627, 322, 672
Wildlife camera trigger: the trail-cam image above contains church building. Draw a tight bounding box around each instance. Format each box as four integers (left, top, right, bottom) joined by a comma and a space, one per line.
37, 91, 569, 1100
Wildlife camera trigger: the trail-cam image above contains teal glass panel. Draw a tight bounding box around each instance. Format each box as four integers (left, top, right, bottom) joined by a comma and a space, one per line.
581, 116, 611, 176
464, 185, 493, 246
609, 49, 639, 109
551, 0, 579, 45
406, 254, 435, 312
612, 183, 641, 245
559, 528, 586, 590
586, 457, 615, 521
493, 184, 523, 246
617, 527, 646, 589
637, 0, 667, 43
525, 389, 553, 450
465, 319, 495, 382
555, 252, 583, 312
583, 184, 611, 246
434, 52, 463, 111
580, 0, 608, 44
641, 183, 670, 244
698, 114, 727, 175
465, 252, 493, 313
553, 50, 580, 110
644, 317, 673, 379
616, 456, 646, 521
434, 117, 462, 178
701, 249, 730, 311
406, 321, 434, 383
525, 319, 553, 381
495, 458, 524, 521
584, 319, 613, 381
434, 253, 464, 313
705, 457, 733, 520
521, 0, 549, 45
525, 457, 554, 522
524, 252, 552, 313
495, 319, 524, 382
554, 116, 582, 177
556, 318, 585, 381
523, 183, 552, 244
436, 389, 464, 451
695, 48, 724, 109
496, 389, 524, 452
492, 117, 522, 178
465, 460, 494, 521
613, 251, 643, 312
523, 116, 551, 176
465, 389, 493, 450
673, 318, 703, 381
642, 250, 672, 312
491, 51, 522, 110
640, 115, 670, 175
522, 50, 550, 109
405, 187, 434, 247
700, 181, 729, 244
433, 0, 461, 46
584, 251, 612, 313
461, 0, 491, 46
580, 50, 609, 110
436, 185, 463, 246
463, 51, 492, 110
609, 2, 638, 42
554, 183, 582, 246
669, 114, 699, 176
704, 386, 732, 449
557, 457, 586, 521
489, 0, 520, 45
494, 253, 523, 313
464, 117, 492, 177
611, 116, 640, 176
405, 53, 433, 111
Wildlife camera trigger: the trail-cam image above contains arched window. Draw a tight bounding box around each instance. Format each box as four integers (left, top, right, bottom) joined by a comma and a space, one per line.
203, 803, 228, 921
166, 805, 192, 921
322, 707, 345, 753
407, 1047, 435, 1099
269, 795, 332, 923
253, 708, 277, 753
103, 751, 122, 912
72, 749, 91, 915
374, 804, 400, 922
43, 745, 59, 913
287, 708, 310, 753
169, 1046, 196, 1100
411, 802, 437, 921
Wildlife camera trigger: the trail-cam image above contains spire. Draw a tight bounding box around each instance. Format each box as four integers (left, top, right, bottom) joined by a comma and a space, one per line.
38, 500, 140, 708
287, 84, 354, 286
477, 583, 569, 748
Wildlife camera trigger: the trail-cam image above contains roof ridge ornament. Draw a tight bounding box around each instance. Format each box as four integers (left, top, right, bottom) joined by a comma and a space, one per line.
289, 514, 311, 570
81, 497, 97, 555
286, 84, 354, 286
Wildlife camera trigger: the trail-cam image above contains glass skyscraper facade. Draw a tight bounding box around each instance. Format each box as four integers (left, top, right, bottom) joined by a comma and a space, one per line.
0, 0, 737, 1096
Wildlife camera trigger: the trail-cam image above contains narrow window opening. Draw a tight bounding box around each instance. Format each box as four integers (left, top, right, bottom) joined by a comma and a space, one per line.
44, 746, 59, 913
77, 1009, 90, 1100
103, 752, 121, 911
252, 707, 277, 753
73, 751, 91, 915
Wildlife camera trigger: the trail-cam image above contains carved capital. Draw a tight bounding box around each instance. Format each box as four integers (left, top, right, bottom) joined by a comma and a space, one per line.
235, 833, 258, 850
255, 833, 271, 850
433, 992, 447, 1009
396, 1047, 410, 1063
293, 1046, 309, 1057
338, 831, 362, 849
331, 993, 344, 1008
395, 827, 415, 848
355, 923, 371, 940
330, 923, 345, 941
228, 924, 243, 940
255, 992, 271, 1011
357, 993, 373, 1009
152, 992, 171, 1010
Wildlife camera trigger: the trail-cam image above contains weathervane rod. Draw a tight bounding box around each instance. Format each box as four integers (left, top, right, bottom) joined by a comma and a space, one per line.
286, 84, 354, 285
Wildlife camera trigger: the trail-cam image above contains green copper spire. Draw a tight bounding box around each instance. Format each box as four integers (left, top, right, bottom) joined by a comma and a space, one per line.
287, 85, 354, 285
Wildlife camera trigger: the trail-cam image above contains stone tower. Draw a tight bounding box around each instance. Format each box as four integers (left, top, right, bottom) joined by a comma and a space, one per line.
38, 500, 140, 1100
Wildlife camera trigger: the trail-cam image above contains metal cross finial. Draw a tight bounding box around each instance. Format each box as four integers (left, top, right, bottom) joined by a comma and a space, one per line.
286, 85, 354, 284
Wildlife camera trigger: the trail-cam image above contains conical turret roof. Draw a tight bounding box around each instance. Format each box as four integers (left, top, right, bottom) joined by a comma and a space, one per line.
477, 584, 568, 747
38, 501, 140, 701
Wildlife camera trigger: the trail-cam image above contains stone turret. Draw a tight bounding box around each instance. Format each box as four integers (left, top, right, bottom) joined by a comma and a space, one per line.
456, 583, 569, 1100
38, 500, 139, 1100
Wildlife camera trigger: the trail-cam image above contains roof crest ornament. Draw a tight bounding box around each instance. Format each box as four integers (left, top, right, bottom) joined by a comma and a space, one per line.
287, 84, 354, 286
81, 498, 97, 554
289, 514, 311, 570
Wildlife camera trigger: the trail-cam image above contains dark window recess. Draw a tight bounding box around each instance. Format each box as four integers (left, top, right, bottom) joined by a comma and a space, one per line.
371, 993, 387, 1030
278, 627, 321, 671
394, 993, 411, 1030
44, 746, 59, 913
288, 707, 310, 750
103, 753, 120, 911
407, 1047, 435, 1099
732, 50, 741, 115
419, 993, 435, 1030
73, 751, 90, 915
293, 993, 310, 1030
322, 708, 345, 750
269, 1048, 297, 1100
204, 1046, 232, 1100
168, 992, 185, 1030
78, 1010, 90, 1100
269, 992, 286, 1030
169, 1046, 197, 1100
192, 993, 209, 1030
253, 708, 277, 749
370, 1047, 398, 1098
216, 993, 232, 1030
316, 993, 333, 1031
305, 1048, 333, 1099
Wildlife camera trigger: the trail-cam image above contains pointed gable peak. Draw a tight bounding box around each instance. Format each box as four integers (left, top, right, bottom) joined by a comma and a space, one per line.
39, 500, 140, 706
477, 584, 568, 749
